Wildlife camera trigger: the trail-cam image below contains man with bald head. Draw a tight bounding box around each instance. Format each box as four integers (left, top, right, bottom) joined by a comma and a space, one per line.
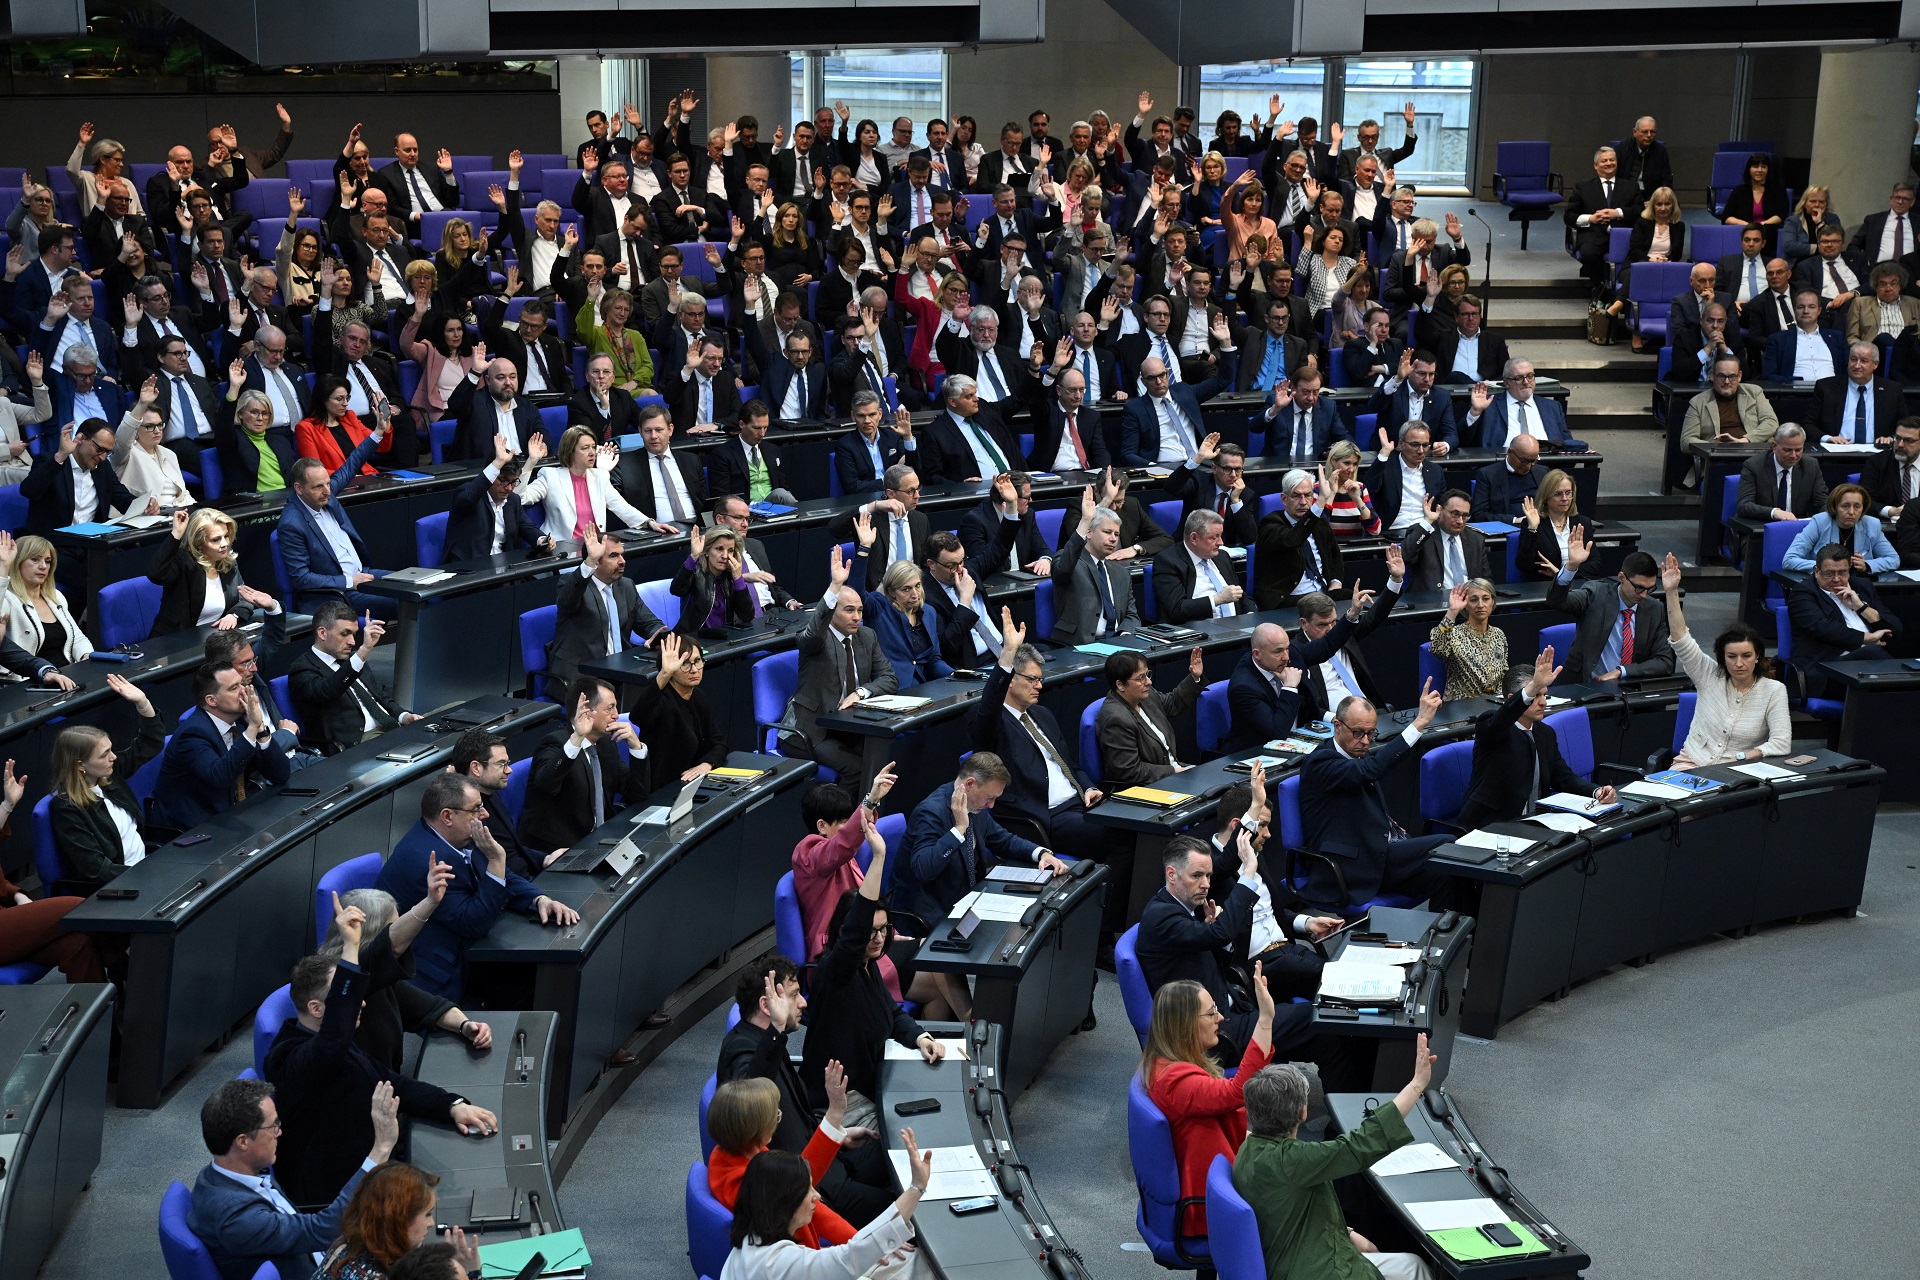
1469, 434, 1540, 525
782, 541, 900, 792
1028, 366, 1109, 471
373, 132, 457, 227
239, 322, 309, 432
450, 357, 546, 461
226, 266, 301, 361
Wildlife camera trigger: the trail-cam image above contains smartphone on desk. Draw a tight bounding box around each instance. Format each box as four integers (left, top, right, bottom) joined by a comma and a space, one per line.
174, 833, 212, 846
97, 887, 139, 900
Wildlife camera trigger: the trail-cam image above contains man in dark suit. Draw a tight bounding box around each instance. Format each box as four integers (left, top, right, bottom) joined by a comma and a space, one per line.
965, 616, 1108, 853
276, 434, 392, 616
264, 915, 484, 1207
123, 273, 214, 384
1118, 346, 1238, 467
449, 729, 548, 879
1266, 117, 1338, 189
1563, 146, 1640, 296
144, 333, 221, 477
548, 528, 667, 693
447, 360, 549, 463
908, 117, 969, 194
958, 473, 1050, 576
570, 358, 641, 439
1813, 344, 1906, 445
619, 407, 709, 526
1434, 296, 1510, 386
650, 153, 718, 244
1299, 681, 1449, 909
748, 318, 829, 423
310, 313, 416, 467
592, 201, 662, 296
706, 402, 793, 503
975, 125, 1040, 199
1151, 509, 1247, 624
1234, 295, 1315, 397
518, 676, 654, 855
1743, 258, 1801, 370
1670, 261, 1744, 377
481, 296, 571, 399
832, 464, 932, 590
1735, 425, 1828, 522
1052, 487, 1139, 645
1716, 225, 1773, 309
1462, 361, 1574, 449
1165, 436, 1256, 544
1469, 435, 1542, 526
187, 1078, 396, 1280
1382, 217, 1471, 322
372, 133, 459, 229
1366, 421, 1448, 537
1251, 366, 1350, 463
920, 376, 1024, 484
4, 222, 78, 335
1456, 649, 1618, 830
81, 181, 156, 270
935, 307, 1038, 414
973, 187, 1043, 272
1764, 291, 1849, 382
833, 393, 917, 494
662, 336, 744, 435
1253, 467, 1344, 609
1229, 557, 1405, 749
1402, 489, 1492, 593
286, 602, 419, 756
655, 291, 729, 380
919, 529, 1014, 670
150, 660, 297, 838
1027, 367, 1108, 472
894, 754, 1062, 923
770, 125, 833, 202
1367, 349, 1460, 454
1861, 418, 1920, 523
30, 276, 119, 381
1793, 227, 1869, 331
1544, 540, 1676, 684
1848, 182, 1919, 267
1788, 543, 1904, 693
783, 548, 899, 792
1612, 117, 1674, 197
826, 313, 902, 418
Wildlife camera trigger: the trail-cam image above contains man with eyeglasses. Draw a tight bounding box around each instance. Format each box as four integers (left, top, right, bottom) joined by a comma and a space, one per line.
1683, 354, 1779, 448
147, 333, 220, 477
225, 266, 300, 361
238, 322, 308, 431
1403, 489, 1491, 594
1464, 358, 1572, 448
122, 271, 212, 383
1812, 341, 1904, 447
286, 600, 420, 756
1468, 434, 1543, 526
834, 462, 930, 591
1257, 363, 1347, 464
151, 658, 298, 838
1786, 542, 1903, 695
895, 750, 1068, 926
1544, 538, 1675, 684
1369, 347, 1457, 456
37, 275, 119, 385
1434, 293, 1509, 386
1368, 421, 1446, 537
1861, 416, 1920, 528
1168, 433, 1255, 544
1253, 467, 1344, 609
1298, 678, 1450, 909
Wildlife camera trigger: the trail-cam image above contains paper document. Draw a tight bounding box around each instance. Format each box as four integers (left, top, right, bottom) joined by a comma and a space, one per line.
1318, 958, 1406, 1001
860, 694, 932, 712
1621, 779, 1691, 801
1898, 569, 1920, 582
477, 1228, 592, 1278
1536, 792, 1619, 817
1372, 1142, 1463, 1178
1543, 695, 1572, 707
1076, 641, 1129, 656
114, 513, 172, 528
1819, 441, 1880, 454
1342, 944, 1423, 966
885, 1037, 970, 1061
1405, 1198, 1509, 1231
1454, 829, 1536, 852
1729, 760, 1800, 780
962, 894, 1034, 923
986, 865, 1052, 884
889, 1160, 997, 1200
1523, 811, 1594, 834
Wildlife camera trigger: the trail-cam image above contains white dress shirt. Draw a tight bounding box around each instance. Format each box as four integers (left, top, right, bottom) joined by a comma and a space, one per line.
1792, 329, 1836, 382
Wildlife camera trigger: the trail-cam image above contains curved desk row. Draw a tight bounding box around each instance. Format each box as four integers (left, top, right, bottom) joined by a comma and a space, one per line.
60, 695, 560, 1108
0, 984, 114, 1280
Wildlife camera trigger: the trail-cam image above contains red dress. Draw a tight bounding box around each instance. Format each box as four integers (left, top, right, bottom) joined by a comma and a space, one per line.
707, 1125, 855, 1248
1146, 1035, 1273, 1235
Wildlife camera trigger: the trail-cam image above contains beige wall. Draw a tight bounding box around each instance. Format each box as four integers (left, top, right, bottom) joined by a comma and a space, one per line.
947, 0, 1174, 142
1810, 44, 1920, 237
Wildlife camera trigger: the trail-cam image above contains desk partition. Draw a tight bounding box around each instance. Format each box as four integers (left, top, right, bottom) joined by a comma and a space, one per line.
0, 984, 114, 1280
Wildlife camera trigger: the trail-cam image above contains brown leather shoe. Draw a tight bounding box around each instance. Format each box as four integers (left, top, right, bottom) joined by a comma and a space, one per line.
609, 1048, 638, 1067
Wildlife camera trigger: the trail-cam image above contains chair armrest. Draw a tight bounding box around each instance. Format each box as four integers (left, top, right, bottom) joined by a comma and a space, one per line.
1490, 172, 1508, 200
1549, 172, 1565, 193
1172, 1201, 1211, 1267
1593, 761, 1645, 787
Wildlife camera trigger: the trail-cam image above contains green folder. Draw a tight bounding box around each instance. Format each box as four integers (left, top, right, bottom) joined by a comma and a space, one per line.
1075, 641, 1129, 655
1426, 1221, 1550, 1262
476, 1228, 593, 1277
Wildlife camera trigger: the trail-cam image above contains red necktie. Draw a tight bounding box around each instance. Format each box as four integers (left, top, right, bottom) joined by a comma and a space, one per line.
1063, 411, 1088, 468
1620, 607, 1635, 666
1217, 494, 1229, 516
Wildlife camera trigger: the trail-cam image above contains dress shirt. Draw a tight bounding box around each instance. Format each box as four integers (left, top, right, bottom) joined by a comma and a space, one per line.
1151, 392, 1196, 464
306, 499, 363, 577
1177, 304, 1210, 357
1878, 211, 1916, 264
1282, 510, 1328, 595
489, 399, 523, 453
1208, 834, 1311, 956
949, 411, 1010, 477
647, 449, 694, 522
342, 360, 381, 416
1450, 331, 1480, 381
1049, 409, 1090, 472
1501, 394, 1545, 445
1009, 703, 1077, 807
945, 581, 1000, 658
71, 387, 104, 422
1825, 588, 1868, 633
523, 341, 551, 394
399, 165, 443, 213
1818, 256, 1859, 299
522, 218, 561, 289
259, 366, 303, 428
1876, 300, 1906, 339
1187, 546, 1235, 619
365, 248, 405, 304
1071, 345, 1104, 401
1015, 309, 1042, 358
1844, 381, 1877, 443
91, 781, 145, 862
1390, 460, 1428, 531
574, 563, 624, 657
1735, 255, 1765, 304
608, 192, 635, 230
50, 316, 88, 372
741, 545, 774, 609
1352, 188, 1378, 222
779, 369, 808, 422
1144, 334, 1184, 391
1792, 329, 1836, 381
630, 167, 662, 201
166, 377, 208, 442
70, 458, 99, 522
973, 345, 1013, 402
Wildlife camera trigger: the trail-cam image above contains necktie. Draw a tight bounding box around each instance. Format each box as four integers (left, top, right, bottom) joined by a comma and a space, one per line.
1748, 258, 1760, 298
1200, 554, 1227, 614
585, 747, 606, 827
1856, 385, 1869, 443
206, 261, 228, 305
1328, 647, 1359, 700
1620, 607, 1635, 667
351, 673, 399, 730
981, 355, 1007, 398
1523, 733, 1540, 816
841, 634, 860, 700
347, 362, 380, 414
1446, 534, 1466, 587
966, 417, 1008, 472
1020, 712, 1078, 803
961, 824, 980, 885
1906, 462, 1914, 503
1828, 260, 1845, 296
1418, 256, 1428, 287
1898, 216, 1907, 260
1079, 350, 1093, 395
1216, 492, 1229, 517
173, 377, 203, 437
868, 359, 895, 412
1094, 557, 1118, 631
408, 168, 431, 212
628, 239, 642, 284
1061, 410, 1088, 468
655, 454, 688, 521
1601, 179, 1611, 205
892, 516, 910, 566
600, 581, 622, 654
1396, 220, 1408, 253
1155, 337, 1176, 381
1778, 293, 1791, 328
1779, 466, 1791, 512
1295, 409, 1309, 460
1516, 400, 1531, 442
529, 342, 548, 385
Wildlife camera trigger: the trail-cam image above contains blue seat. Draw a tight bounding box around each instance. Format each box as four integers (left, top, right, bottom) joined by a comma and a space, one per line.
1761, 519, 1809, 604
1078, 700, 1103, 782
638, 578, 681, 633
197, 446, 224, 501
30, 794, 65, 893
501, 757, 533, 826
1770, 600, 1845, 719
1538, 622, 1577, 682
1258, 491, 1286, 519
252, 984, 296, 1080
0, 485, 24, 532
1128, 1074, 1209, 1267
1204, 1155, 1265, 1280
1416, 642, 1446, 698
0, 960, 49, 984
1490, 142, 1564, 250
269, 676, 292, 727
268, 529, 292, 604
1115, 924, 1153, 1045
98, 577, 163, 647
774, 871, 808, 973
698, 1073, 719, 1160
1542, 706, 1595, 779
1708, 153, 1755, 212
1418, 738, 1474, 831
416, 511, 449, 568
540, 404, 568, 440
1033, 579, 1056, 639
1673, 691, 1697, 753
429, 419, 459, 464
1148, 499, 1182, 540
1034, 507, 1064, 547
685, 1160, 733, 1280
753, 649, 800, 754
1626, 262, 1692, 345
1688, 222, 1744, 265
1720, 474, 1741, 558
875, 812, 907, 896
1275, 774, 1303, 850
1195, 681, 1229, 755
159, 1180, 222, 1280
519, 605, 558, 700
313, 852, 384, 944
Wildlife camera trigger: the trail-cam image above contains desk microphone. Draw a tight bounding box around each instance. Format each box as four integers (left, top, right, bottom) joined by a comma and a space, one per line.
514, 1028, 529, 1082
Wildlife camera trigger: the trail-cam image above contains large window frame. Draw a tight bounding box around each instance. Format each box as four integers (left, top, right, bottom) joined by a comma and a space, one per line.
789, 51, 948, 136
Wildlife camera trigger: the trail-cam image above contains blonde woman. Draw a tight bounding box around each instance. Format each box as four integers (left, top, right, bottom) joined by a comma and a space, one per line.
516, 425, 662, 538
1318, 443, 1380, 537
49, 673, 163, 894
1428, 578, 1507, 699
1516, 468, 1595, 580
147, 507, 277, 636
66, 123, 142, 218
431, 215, 492, 315
0, 534, 91, 672
1782, 186, 1843, 264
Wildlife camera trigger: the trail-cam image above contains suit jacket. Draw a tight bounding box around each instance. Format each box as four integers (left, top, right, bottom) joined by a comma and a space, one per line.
1562, 175, 1643, 250
967, 662, 1093, 834
998, 306, 1064, 373
1813, 375, 1907, 443
1233, 328, 1315, 394
1049, 529, 1139, 645
517, 725, 652, 854
127, 311, 215, 385
635, 276, 707, 330
956, 498, 1041, 574
1848, 293, 1920, 345
1220, 608, 1365, 752
145, 538, 258, 636
48, 710, 164, 894
718, 1019, 820, 1156
446, 379, 550, 463
663, 363, 744, 434
1152, 542, 1247, 624
1256, 398, 1351, 462
788, 600, 899, 747
377, 818, 541, 1000
1135, 882, 1262, 1022
1467, 396, 1572, 449
549, 564, 667, 691
594, 230, 662, 290
829, 508, 930, 590
1468, 461, 1539, 524
188, 1161, 369, 1280
1164, 464, 1256, 545
1859, 447, 1915, 519
934, 331, 1039, 413
374, 161, 459, 225
1025, 402, 1108, 472
1792, 250, 1870, 319
1367, 382, 1459, 452
758, 356, 831, 423
920, 406, 1025, 484
1762, 325, 1849, 382
567, 387, 640, 441
616, 445, 708, 527
1299, 731, 1420, 905
1434, 327, 1511, 384
895, 780, 1040, 920
1384, 246, 1471, 313
274, 432, 383, 608
1546, 573, 1676, 681
1849, 209, 1920, 262
211, 393, 301, 494
706, 434, 792, 501
482, 318, 572, 398
1118, 364, 1238, 467
150, 706, 294, 836
1253, 509, 1346, 609
832, 427, 915, 496
1340, 339, 1405, 393
1365, 456, 1446, 534
1735, 450, 1828, 522
1454, 690, 1589, 829
770, 149, 833, 203
5, 261, 75, 334
1787, 573, 1902, 674
1669, 289, 1744, 367
262, 960, 461, 1206
1096, 675, 1203, 786
1401, 521, 1493, 593
20, 449, 138, 537
286, 645, 405, 755
444, 466, 544, 563
1612, 139, 1674, 195
1625, 217, 1687, 265
1743, 287, 1799, 348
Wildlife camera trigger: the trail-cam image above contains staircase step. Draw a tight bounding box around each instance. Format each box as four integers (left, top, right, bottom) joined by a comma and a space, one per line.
1595, 494, 1697, 522
1513, 338, 1657, 384
1484, 277, 1589, 301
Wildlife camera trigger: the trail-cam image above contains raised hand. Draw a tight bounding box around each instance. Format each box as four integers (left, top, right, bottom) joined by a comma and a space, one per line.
1413, 677, 1443, 729
853, 506, 876, 548
0, 760, 22, 810
1531, 643, 1562, 696
1661, 552, 1683, 595
1445, 582, 1468, 619
1521, 495, 1539, 530
1565, 523, 1591, 569
1384, 543, 1405, 581
1469, 381, 1494, 414
1422, 492, 1440, 525
828, 541, 851, 589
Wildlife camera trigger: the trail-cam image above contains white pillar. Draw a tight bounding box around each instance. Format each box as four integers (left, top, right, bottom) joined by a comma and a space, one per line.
705, 54, 795, 136
556, 56, 605, 162
1810, 45, 1920, 236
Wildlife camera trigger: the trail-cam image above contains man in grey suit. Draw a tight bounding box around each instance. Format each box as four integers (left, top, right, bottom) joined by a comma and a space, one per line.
548, 526, 667, 694
1050, 484, 1139, 645
782, 541, 899, 792
1543, 535, 1675, 685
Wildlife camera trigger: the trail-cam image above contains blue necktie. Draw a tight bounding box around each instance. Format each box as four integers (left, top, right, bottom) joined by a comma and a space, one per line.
1094, 559, 1118, 631
1855, 385, 1869, 444
173, 377, 203, 437
1747, 257, 1760, 299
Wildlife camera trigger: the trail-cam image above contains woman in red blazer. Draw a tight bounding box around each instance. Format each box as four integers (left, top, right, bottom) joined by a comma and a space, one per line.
294, 374, 384, 478
1141, 969, 1276, 1236
707, 1069, 859, 1249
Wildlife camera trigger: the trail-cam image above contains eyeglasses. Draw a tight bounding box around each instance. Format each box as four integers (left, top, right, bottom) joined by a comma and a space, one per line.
1011, 670, 1044, 686
248, 1119, 284, 1137
458, 804, 488, 816
1337, 722, 1377, 741
867, 924, 893, 938
1504, 374, 1537, 385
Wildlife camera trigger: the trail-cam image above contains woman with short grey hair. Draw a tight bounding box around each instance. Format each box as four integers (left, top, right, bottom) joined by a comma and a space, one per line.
1234, 1034, 1439, 1279
314, 883, 492, 1072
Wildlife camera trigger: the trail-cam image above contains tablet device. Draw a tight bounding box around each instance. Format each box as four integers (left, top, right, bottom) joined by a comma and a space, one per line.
1310, 912, 1372, 958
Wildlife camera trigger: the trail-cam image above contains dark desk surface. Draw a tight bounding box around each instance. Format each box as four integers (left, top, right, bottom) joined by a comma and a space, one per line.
908, 866, 1109, 979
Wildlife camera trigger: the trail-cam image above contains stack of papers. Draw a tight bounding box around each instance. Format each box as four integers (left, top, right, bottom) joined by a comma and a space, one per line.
1523, 811, 1593, 834
1819, 441, 1880, 454
1405, 1198, 1508, 1231
1371, 1142, 1462, 1177
884, 1037, 970, 1061
1318, 957, 1407, 1002
1342, 943, 1423, 967
859, 694, 932, 712
948, 891, 1033, 923
985, 865, 1051, 885
1729, 760, 1800, 780
1455, 829, 1539, 853
1537, 792, 1619, 817
888, 1144, 995, 1199
1621, 779, 1693, 801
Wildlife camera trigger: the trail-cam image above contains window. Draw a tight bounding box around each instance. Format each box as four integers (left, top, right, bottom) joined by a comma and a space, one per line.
1198, 60, 1328, 149
788, 51, 946, 142
1343, 60, 1475, 191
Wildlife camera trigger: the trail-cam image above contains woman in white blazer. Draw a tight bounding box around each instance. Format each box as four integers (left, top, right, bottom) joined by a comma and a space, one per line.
112, 376, 194, 513
718, 1133, 932, 1280
0, 534, 93, 676
514, 425, 667, 539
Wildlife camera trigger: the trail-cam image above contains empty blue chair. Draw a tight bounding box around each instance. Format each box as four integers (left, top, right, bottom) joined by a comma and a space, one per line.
1542, 706, 1595, 779
1761, 519, 1809, 604
1720, 474, 1741, 559
501, 757, 533, 826
30, 794, 64, 892
1128, 1075, 1210, 1267
1033, 579, 1056, 639
252, 984, 296, 1079
159, 1180, 222, 1280
638, 578, 682, 633
429, 419, 459, 464
1148, 499, 1182, 539
416, 511, 449, 568
519, 605, 558, 700
1538, 622, 1577, 680
313, 852, 384, 943
268, 676, 292, 726
1626, 262, 1692, 345
0, 485, 25, 532
753, 649, 800, 754
1275, 774, 1303, 850
268, 529, 293, 604
875, 812, 907, 895
1195, 681, 1230, 754
97, 577, 163, 648
1115, 924, 1153, 1045
539, 404, 568, 441
1688, 222, 1744, 265
1205, 1155, 1265, 1280
1034, 507, 1065, 547
1673, 691, 1697, 753
774, 871, 808, 974
1418, 739, 1474, 831
685, 1161, 733, 1280
1078, 700, 1103, 782
1416, 642, 1446, 697
1490, 142, 1564, 249
197, 446, 224, 501
698, 1073, 719, 1159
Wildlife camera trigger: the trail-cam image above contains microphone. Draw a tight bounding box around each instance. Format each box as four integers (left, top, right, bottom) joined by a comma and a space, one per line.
1466, 207, 1490, 229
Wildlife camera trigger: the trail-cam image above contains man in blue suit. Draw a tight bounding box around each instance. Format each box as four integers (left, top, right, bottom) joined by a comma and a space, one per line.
4, 222, 78, 333
187, 1076, 398, 1280
1763, 290, 1850, 382
30, 276, 119, 381
1118, 342, 1240, 467
748, 319, 830, 423
1366, 421, 1448, 537
48, 350, 127, 431
1255, 366, 1353, 464
1469, 435, 1541, 526
276, 423, 393, 617
376, 773, 577, 1000
1462, 359, 1572, 449
893, 752, 1067, 923
151, 660, 298, 838
1298, 679, 1450, 910
832, 392, 918, 495
1366, 348, 1459, 454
